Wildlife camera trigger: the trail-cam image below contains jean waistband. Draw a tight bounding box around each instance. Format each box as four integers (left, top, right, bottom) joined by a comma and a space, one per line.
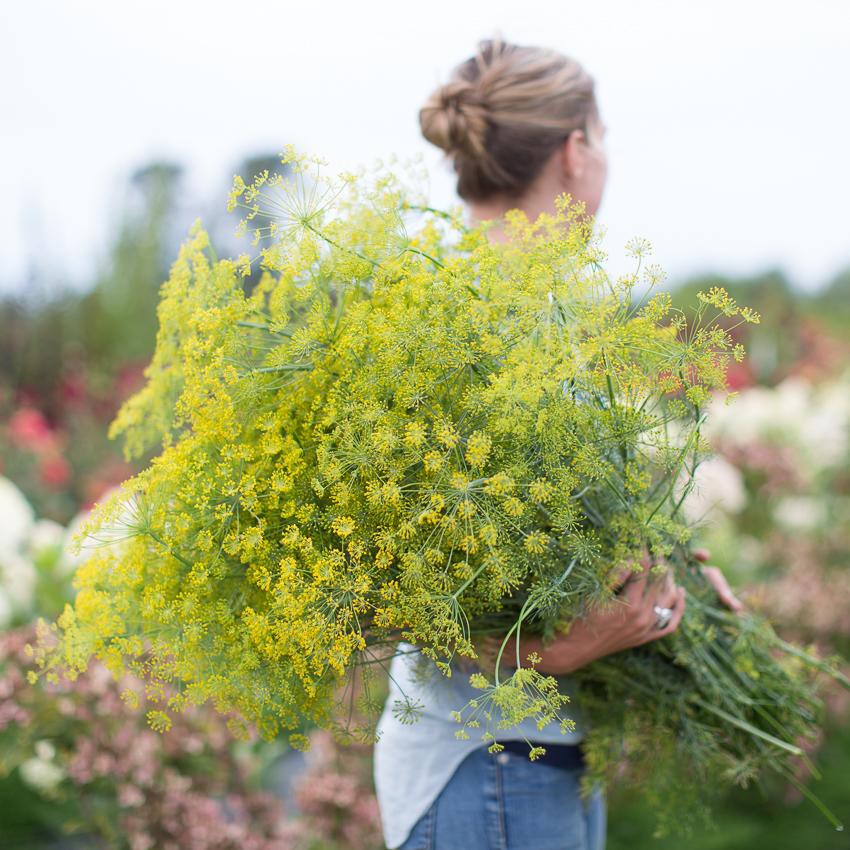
496, 739, 586, 770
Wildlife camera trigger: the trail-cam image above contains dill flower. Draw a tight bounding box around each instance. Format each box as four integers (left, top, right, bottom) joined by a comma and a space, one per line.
434, 420, 460, 449
27, 145, 846, 832
528, 477, 555, 503
523, 530, 550, 555
404, 421, 427, 449
464, 432, 492, 468
331, 516, 356, 537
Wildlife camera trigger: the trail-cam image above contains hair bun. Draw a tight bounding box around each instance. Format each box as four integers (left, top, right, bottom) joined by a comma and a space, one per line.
420, 80, 489, 159
418, 36, 597, 202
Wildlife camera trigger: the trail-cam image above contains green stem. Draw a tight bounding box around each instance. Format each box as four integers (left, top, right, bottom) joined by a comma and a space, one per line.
402, 246, 444, 269
144, 530, 192, 569
251, 363, 314, 374
689, 697, 804, 756
777, 765, 844, 832
302, 220, 381, 269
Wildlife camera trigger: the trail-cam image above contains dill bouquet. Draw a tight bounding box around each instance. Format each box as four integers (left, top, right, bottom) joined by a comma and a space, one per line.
29, 147, 847, 830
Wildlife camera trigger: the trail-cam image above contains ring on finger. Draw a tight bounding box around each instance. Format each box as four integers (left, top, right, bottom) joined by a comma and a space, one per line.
653, 604, 674, 630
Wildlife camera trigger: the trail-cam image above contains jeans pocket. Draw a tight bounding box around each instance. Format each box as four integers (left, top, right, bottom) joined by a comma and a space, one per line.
499, 755, 591, 850
397, 799, 437, 850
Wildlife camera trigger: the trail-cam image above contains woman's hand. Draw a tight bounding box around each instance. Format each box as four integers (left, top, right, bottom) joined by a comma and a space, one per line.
484, 556, 686, 676
693, 547, 744, 613
478, 549, 743, 677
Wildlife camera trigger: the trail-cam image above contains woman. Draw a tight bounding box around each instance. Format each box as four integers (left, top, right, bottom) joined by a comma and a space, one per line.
373, 35, 742, 850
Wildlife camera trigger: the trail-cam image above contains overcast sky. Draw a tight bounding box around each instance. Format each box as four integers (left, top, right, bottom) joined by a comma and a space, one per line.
2, 0, 849, 295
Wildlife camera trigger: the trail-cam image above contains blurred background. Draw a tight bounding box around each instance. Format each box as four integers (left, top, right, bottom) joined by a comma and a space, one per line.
1, 1, 849, 848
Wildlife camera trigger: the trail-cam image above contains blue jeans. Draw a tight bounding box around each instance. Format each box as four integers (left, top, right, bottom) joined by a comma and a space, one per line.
397, 744, 606, 850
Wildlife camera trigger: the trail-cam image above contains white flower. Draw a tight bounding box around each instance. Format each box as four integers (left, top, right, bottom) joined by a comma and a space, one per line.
0, 587, 13, 630
59, 509, 92, 577
797, 383, 850, 470
704, 376, 850, 479
27, 519, 66, 558
19, 754, 66, 794
773, 496, 826, 531
34, 739, 56, 761
772, 377, 812, 429
0, 550, 36, 615
681, 455, 747, 524
703, 387, 772, 444
58, 485, 131, 577
0, 476, 35, 553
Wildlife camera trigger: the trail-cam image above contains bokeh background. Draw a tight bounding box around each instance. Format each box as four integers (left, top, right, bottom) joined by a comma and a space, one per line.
2, 2, 849, 848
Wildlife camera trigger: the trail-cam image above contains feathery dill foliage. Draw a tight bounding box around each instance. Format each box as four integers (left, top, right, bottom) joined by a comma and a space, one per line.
28, 146, 847, 831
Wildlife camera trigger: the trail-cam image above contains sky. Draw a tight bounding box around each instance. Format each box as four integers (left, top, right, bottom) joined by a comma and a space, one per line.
2, 0, 849, 295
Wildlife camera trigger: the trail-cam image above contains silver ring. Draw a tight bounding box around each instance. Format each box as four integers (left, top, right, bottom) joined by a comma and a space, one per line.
653, 604, 674, 630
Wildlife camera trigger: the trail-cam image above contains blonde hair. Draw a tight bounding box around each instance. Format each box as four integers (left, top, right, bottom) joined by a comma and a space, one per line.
419, 34, 599, 203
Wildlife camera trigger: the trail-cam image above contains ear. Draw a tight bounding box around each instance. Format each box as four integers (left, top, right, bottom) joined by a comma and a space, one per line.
560, 130, 587, 182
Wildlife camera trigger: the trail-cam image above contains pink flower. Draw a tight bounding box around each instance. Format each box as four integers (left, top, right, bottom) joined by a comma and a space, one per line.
7, 408, 54, 450
39, 453, 72, 489
118, 783, 146, 808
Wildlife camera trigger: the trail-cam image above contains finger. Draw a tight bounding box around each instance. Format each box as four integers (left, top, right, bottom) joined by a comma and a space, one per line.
612, 556, 651, 594
642, 575, 678, 617
644, 562, 673, 599
640, 559, 671, 594
654, 577, 680, 611
702, 566, 743, 613
623, 565, 653, 603
658, 587, 686, 636
611, 566, 634, 592
649, 565, 674, 591
693, 547, 711, 563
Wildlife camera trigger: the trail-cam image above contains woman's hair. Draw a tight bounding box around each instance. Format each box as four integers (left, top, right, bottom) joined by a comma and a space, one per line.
419, 34, 599, 203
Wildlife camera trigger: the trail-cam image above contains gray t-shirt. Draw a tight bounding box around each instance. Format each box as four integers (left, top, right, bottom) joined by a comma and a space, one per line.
373, 641, 586, 849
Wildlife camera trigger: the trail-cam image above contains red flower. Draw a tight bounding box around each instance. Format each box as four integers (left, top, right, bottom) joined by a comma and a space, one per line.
725, 360, 754, 391
59, 370, 89, 409
7, 408, 55, 451
116, 362, 147, 399
39, 453, 72, 489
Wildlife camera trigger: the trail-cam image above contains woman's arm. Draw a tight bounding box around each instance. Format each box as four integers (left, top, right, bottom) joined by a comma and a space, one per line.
484, 553, 741, 676
496, 557, 684, 675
